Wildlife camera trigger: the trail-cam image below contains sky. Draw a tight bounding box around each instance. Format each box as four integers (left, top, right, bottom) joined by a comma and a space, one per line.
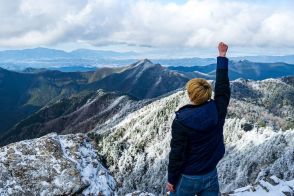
0, 0, 294, 57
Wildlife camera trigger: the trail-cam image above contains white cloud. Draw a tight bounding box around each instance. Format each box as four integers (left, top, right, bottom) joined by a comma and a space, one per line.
0, 0, 293, 50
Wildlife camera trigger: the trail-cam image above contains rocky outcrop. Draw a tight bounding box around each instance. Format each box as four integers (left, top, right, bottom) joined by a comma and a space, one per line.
225, 176, 294, 195
0, 133, 116, 195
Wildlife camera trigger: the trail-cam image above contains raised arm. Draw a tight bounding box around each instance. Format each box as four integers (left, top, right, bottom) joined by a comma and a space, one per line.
214, 42, 231, 120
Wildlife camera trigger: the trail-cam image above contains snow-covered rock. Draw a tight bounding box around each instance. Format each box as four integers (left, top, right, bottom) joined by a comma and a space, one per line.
0, 133, 116, 195
227, 176, 294, 196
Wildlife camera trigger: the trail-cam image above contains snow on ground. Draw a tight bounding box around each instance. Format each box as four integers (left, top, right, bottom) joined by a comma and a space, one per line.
219, 118, 294, 193
58, 134, 116, 195
229, 176, 294, 196
125, 191, 156, 196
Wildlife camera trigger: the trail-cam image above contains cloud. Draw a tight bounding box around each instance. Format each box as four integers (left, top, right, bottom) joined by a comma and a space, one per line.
0, 0, 293, 49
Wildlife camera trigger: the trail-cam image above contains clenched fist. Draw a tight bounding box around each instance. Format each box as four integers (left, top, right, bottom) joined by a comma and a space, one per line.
166, 182, 175, 193
218, 42, 228, 57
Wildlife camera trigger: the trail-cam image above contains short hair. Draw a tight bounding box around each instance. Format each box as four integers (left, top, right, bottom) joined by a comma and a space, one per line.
186, 78, 212, 105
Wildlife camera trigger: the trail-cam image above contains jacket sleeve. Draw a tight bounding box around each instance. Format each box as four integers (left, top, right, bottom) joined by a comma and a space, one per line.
168, 119, 187, 185
214, 57, 231, 120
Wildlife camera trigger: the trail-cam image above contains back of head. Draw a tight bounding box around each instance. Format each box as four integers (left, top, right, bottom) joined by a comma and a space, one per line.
186, 78, 212, 105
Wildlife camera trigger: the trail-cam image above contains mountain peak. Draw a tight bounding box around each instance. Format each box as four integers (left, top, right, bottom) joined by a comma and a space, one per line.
142, 58, 152, 63
129, 59, 155, 69
137, 58, 153, 65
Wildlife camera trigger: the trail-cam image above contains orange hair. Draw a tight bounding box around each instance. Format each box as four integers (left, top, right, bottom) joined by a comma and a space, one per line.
186, 78, 212, 105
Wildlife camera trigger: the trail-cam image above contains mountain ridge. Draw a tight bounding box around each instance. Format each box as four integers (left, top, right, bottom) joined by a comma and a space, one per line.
0, 59, 189, 135
0, 89, 149, 147
85, 59, 189, 99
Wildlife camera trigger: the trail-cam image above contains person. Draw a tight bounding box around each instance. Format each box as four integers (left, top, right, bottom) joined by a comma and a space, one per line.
167, 42, 231, 196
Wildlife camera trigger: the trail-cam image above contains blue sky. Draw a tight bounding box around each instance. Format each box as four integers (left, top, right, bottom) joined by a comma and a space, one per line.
0, 0, 293, 57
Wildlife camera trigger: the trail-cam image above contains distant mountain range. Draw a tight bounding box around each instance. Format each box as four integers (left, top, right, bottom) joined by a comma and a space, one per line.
231, 55, 294, 64
0, 47, 294, 71
22, 66, 97, 73
0, 47, 138, 60
152, 57, 216, 67
154, 55, 294, 67
169, 60, 294, 80
0, 47, 139, 71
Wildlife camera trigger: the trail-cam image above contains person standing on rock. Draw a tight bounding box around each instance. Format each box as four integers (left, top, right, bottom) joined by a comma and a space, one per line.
167, 42, 230, 196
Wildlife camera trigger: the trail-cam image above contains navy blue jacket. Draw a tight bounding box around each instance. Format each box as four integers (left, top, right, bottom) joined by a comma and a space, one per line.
168, 57, 231, 185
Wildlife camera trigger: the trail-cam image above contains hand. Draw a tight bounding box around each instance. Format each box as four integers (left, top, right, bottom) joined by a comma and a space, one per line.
218, 42, 228, 57
167, 182, 175, 192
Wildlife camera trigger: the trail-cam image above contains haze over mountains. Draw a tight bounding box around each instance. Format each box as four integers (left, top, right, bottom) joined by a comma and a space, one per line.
0, 47, 138, 60
1, 47, 294, 71
0, 48, 138, 71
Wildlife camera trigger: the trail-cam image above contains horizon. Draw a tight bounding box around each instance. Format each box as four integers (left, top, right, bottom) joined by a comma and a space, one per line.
0, 46, 294, 59
0, 0, 294, 58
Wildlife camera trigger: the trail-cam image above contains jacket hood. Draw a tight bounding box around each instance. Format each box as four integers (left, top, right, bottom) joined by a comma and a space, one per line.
175, 100, 218, 130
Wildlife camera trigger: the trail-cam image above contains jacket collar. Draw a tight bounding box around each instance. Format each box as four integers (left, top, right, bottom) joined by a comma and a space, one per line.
175, 100, 218, 131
